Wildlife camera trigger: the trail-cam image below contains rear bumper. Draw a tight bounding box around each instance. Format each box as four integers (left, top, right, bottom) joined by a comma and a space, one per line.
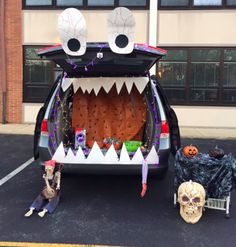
37, 147, 170, 175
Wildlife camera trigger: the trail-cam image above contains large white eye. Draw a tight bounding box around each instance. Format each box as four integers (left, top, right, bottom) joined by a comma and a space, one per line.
58, 8, 87, 56
107, 7, 135, 54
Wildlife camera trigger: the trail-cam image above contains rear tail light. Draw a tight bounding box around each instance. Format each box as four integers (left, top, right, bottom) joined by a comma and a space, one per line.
160, 120, 169, 138
41, 119, 48, 136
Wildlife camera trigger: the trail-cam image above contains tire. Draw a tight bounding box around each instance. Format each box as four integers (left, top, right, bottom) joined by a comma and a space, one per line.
33, 107, 46, 159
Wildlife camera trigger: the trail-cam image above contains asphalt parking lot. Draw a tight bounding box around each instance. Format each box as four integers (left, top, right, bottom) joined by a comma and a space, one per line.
0, 134, 236, 247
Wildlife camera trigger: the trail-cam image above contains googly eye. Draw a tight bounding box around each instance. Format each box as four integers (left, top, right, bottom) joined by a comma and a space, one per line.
107, 7, 135, 54
58, 8, 87, 56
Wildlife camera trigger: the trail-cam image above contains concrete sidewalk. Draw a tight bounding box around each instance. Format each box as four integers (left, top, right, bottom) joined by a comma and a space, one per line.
0, 123, 235, 139
0, 124, 35, 135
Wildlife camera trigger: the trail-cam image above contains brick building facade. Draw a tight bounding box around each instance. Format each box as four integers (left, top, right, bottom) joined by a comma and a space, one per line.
0, 0, 22, 123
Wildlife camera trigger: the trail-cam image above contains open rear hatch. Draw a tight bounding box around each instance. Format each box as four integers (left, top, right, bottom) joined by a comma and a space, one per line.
37, 43, 166, 77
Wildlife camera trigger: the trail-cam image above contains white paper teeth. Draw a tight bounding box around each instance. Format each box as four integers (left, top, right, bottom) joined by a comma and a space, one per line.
115, 79, 125, 94
93, 79, 104, 96
146, 146, 159, 165
78, 79, 89, 94
124, 78, 134, 94
131, 147, 144, 164
61, 77, 73, 92
135, 77, 149, 94
119, 144, 131, 164
102, 78, 114, 94
86, 141, 104, 163
104, 144, 119, 164
52, 142, 159, 165
72, 79, 81, 93
52, 142, 65, 161
75, 146, 86, 162
63, 148, 77, 163
61, 77, 148, 95
84, 78, 94, 94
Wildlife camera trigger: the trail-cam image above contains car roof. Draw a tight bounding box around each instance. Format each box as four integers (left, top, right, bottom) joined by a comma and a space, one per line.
37, 43, 166, 77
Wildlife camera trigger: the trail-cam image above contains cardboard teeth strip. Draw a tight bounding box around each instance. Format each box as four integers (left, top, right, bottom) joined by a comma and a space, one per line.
125, 78, 134, 94
52, 141, 159, 165
61, 77, 148, 95
115, 80, 125, 94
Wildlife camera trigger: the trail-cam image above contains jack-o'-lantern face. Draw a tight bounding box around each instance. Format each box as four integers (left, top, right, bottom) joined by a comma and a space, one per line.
183, 145, 198, 158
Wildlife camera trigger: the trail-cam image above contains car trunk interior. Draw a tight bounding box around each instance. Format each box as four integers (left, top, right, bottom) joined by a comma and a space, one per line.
49, 77, 160, 157
72, 84, 146, 143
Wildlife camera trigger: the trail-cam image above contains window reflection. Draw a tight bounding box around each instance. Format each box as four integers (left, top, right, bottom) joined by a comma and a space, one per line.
194, 0, 222, 5
158, 48, 236, 105
158, 62, 186, 86
163, 89, 187, 102
191, 63, 219, 87
224, 63, 236, 87
119, 0, 146, 6
26, 0, 52, 5
57, 0, 83, 5
191, 89, 218, 102
24, 47, 55, 103
223, 89, 236, 103
160, 0, 189, 6
88, 0, 114, 6
227, 0, 236, 6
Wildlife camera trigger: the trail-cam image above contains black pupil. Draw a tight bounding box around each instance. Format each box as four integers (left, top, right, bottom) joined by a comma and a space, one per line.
68, 38, 81, 52
115, 34, 129, 48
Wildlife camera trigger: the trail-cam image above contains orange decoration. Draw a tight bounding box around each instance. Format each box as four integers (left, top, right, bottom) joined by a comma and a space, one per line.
105, 143, 122, 150
183, 145, 198, 158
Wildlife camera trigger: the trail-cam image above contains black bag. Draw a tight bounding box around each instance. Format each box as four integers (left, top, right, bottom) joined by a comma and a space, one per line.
174, 148, 236, 198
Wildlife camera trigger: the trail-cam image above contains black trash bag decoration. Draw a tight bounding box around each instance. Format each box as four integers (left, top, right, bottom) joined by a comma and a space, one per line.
174, 147, 236, 199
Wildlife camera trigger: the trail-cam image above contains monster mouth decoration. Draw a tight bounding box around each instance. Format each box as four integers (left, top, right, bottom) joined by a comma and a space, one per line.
51, 76, 160, 165
52, 142, 159, 165
61, 77, 149, 96
45, 7, 163, 166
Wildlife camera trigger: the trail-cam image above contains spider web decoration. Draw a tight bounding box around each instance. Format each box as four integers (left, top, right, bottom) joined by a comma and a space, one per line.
58, 8, 87, 56
107, 7, 135, 54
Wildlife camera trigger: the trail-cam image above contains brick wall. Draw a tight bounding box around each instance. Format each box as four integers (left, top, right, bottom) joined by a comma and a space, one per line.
0, 0, 22, 123
0, 91, 2, 123
0, 2, 3, 123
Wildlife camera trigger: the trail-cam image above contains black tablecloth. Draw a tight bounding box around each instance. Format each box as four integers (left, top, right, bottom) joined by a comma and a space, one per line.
174, 149, 236, 198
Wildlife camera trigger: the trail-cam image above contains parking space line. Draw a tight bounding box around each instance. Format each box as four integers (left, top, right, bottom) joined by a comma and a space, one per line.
0, 157, 34, 186
0, 242, 122, 247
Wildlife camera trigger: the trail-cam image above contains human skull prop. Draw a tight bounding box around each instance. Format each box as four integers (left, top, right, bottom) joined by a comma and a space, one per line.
178, 181, 206, 224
